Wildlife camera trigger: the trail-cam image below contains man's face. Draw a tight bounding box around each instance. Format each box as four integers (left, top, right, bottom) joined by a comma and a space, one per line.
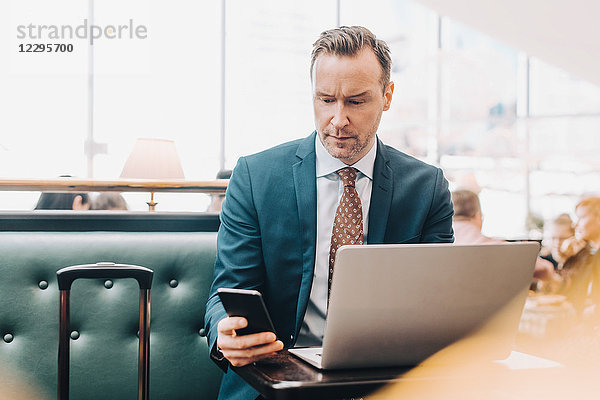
574, 206, 600, 243
312, 49, 393, 165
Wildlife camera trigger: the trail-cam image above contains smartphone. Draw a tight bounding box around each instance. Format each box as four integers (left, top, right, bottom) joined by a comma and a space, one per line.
217, 288, 277, 336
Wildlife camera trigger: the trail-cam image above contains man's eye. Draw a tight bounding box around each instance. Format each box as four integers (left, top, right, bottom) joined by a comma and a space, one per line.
321, 98, 334, 103
349, 100, 363, 105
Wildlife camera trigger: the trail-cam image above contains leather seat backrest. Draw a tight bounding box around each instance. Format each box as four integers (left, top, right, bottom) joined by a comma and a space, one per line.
0, 232, 222, 400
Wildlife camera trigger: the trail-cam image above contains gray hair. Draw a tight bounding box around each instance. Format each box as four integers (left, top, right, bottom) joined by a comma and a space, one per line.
310, 26, 392, 91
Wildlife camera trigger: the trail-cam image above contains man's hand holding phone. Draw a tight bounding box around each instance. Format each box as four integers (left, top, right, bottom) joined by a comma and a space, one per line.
216, 288, 284, 367
216, 317, 284, 367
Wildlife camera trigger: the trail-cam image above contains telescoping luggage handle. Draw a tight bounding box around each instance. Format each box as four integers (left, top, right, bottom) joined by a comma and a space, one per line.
56, 262, 154, 400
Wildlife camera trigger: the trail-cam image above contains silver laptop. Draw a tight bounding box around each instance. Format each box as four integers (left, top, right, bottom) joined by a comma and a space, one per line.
289, 242, 539, 369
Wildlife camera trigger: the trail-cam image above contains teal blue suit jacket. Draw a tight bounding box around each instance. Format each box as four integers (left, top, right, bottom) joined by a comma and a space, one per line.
204, 132, 454, 399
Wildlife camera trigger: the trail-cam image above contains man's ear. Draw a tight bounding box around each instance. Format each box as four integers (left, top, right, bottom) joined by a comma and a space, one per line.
72, 195, 90, 210
383, 81, 394, 111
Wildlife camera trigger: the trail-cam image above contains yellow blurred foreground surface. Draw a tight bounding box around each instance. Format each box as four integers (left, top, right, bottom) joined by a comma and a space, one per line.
370, 293, 600, 400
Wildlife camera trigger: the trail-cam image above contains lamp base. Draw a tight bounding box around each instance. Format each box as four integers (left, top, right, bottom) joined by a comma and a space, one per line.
147, 192, 157, 211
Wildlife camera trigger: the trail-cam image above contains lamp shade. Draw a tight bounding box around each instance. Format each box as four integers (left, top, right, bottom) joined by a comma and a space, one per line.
120, 138, 185, 180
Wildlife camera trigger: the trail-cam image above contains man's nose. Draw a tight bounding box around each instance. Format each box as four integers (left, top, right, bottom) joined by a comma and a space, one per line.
330, 104, 349, 130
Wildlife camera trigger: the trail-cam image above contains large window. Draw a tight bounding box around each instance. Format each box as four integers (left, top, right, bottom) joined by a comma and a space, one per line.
224, 0, 336, 167
341, 0, 438, 161
438, 19, 524, 238
91, 0, 222, 210
2, 0, 89, 209
2, 0, 599, 233
526, 57, 600, 232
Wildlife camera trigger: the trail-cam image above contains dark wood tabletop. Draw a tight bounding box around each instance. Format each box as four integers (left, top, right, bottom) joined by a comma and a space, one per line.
232, 349, 568, 400
233, 350, 417, 400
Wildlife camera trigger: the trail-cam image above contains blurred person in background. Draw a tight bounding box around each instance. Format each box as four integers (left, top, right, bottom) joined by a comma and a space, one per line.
451, 189, 557, 282
34, 192, 90, 210
557, 197, 600, 317
452, 190, 492, 245
92, 192, 128, 210
541, 213, 575, 270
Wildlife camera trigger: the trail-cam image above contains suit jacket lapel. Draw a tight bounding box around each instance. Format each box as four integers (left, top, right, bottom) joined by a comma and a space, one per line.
368, 138, 393, 244
292, 133, 317, 335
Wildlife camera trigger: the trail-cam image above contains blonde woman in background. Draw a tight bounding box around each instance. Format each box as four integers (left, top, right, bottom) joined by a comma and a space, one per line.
558, 197, 600, 317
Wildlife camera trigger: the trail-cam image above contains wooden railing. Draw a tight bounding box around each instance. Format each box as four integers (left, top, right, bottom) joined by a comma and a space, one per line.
0, 178, 228, 194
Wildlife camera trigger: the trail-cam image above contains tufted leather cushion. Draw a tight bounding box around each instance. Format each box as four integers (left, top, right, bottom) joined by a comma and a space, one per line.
0, 232, 222, 399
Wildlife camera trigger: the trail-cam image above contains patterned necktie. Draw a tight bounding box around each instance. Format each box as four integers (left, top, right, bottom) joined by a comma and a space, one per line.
328, 167, 364, 298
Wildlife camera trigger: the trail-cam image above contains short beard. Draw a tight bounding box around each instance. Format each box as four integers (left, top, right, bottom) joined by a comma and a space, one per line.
321, 118, 380, 164
323, 132, 368, 163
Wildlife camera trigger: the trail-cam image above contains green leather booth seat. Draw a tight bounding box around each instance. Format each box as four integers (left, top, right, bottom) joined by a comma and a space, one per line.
0, 231, 222, 399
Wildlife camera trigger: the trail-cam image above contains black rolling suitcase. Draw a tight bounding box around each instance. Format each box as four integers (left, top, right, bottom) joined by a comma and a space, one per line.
56, 262, 154, 400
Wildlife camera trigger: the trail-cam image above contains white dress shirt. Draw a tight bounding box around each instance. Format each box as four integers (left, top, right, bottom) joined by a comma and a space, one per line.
296, 135, 376, 346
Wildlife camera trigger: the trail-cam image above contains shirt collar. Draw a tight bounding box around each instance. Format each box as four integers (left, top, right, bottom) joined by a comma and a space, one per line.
315, 134, 377, 180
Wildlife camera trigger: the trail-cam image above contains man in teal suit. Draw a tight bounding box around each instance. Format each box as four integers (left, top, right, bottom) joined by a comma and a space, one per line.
204, 26, 454, 399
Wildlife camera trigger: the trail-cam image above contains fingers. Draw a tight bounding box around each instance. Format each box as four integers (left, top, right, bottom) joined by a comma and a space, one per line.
217, 317, 284, 367
217, 316, 248, 335
219, 330, 277, 351
222, 340, 285, 367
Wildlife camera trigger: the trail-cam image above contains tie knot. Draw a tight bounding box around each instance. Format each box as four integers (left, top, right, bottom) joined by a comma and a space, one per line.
337, 167, 357, 187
